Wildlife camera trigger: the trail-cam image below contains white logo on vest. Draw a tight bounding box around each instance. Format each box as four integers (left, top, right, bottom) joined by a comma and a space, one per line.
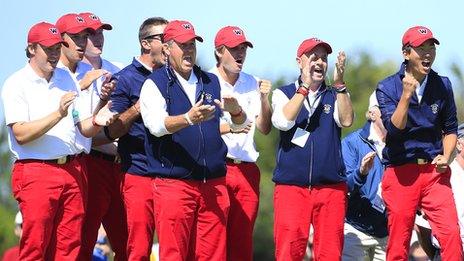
323, 104, 331, 114
430, 104, 439, 114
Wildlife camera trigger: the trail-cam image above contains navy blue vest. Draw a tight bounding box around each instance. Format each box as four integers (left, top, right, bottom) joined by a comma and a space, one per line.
144, 65, 227, 180
272, 82, 346, 186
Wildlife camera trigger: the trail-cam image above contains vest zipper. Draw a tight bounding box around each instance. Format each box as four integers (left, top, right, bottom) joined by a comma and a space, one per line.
309, 141, 314, 187
198, 123, 207, 183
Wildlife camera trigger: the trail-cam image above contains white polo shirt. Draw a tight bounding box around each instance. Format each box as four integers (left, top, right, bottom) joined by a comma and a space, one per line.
2, 64, 83, 160
57, 61, 93, 153
209, 67, 261, 163
85, 58, 123, 155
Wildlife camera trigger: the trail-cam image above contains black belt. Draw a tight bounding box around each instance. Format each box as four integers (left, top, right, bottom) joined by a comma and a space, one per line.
17, 153, 82, 165
89, 149, 120, 163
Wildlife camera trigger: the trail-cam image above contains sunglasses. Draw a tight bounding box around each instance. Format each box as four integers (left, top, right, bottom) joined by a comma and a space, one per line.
144, 33, 163, 41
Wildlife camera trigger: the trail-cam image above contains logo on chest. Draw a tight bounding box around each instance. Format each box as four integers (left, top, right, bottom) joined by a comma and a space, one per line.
204, 93, 213, 104
430, 103, 439, 114
323, 104, 331, 114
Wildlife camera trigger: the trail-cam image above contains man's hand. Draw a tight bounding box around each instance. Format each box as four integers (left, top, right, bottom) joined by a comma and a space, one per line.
94, 101, 118, 126
58, 91, 77, 117
301, 54, 314, 88
359, 151, 376, 176
431, 155, 450, 173
402, 73, 419, 98
333, 51, 346, 85
187, 99, 216, 124
80, 69, 108, 90
259, 80, 272, 100
100, 75, 116, 101
215, 95, 241, 114
230, 122, 252, 134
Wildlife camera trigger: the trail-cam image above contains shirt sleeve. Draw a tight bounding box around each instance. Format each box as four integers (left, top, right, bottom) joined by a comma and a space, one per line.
110, 76, 132, 114
440, 77, 458, 135
271, 89, 296, 131
2, 79, 29, 125
342, 136, 367, 193
139, 79, 171, 137
376, 84, 405, 137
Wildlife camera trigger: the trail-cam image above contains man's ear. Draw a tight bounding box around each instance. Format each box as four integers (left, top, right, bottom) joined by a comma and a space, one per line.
141, 40, 151, 53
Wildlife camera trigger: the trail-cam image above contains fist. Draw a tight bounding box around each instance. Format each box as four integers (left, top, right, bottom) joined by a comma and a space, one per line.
258, 79, 272, 98
402, 73, 419, 96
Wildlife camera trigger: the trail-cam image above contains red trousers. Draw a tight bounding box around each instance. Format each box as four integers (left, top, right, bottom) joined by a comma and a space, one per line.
79, 154, 128, 261
154, 177, 229, 261
11, 157, 86, 261
121, 173, 156, 261
382, 163, 463, 261
274, 183, 347, 261
225, 161, 260, 261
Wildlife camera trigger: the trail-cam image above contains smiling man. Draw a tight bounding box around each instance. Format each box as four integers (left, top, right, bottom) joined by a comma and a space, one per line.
376, 26, 463, 260
271, 38, 353, 260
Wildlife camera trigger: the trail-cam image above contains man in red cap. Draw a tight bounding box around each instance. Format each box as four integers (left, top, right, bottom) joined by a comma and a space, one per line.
76, 12, 128, 261
209, 25, 272, 261
1, 21, 115, 260
139, 20, 246, 260
271, 37, 353, 260
376, 25, 463, 260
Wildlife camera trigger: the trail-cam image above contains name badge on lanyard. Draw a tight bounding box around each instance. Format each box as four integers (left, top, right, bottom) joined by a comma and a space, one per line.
291, 93, 320, 148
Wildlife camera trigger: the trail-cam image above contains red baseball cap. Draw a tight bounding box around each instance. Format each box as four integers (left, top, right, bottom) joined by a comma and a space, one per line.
163, 20, 203, 43
79, 12, 112, 31
214, 26, 253, 48
27, 22, 68, 47
297, 38, 332, 57
56, 13, 92, 34
402, 26, 439, 48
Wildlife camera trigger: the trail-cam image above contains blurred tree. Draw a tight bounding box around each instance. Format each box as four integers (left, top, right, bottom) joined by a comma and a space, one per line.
0, 125, 17, 256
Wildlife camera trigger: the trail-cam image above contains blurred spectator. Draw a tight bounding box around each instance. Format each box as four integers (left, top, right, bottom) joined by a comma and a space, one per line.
409, 241, 430, 261
1, 212, 22, 261
92, 225, 111, 261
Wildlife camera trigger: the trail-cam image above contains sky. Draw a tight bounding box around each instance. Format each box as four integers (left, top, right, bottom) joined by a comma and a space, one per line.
0, 0, 463, 120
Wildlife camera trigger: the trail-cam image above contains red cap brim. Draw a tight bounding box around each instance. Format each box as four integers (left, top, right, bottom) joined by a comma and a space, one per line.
171, 33, 203, 43
65, 26, 94, 34
89, 23, 113, 31
222, 39, 253, 48
39, 38, 69, 47
409, 37, 440, 47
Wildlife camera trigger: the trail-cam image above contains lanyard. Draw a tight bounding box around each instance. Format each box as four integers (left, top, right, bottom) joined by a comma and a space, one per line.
304, 92, 322, 129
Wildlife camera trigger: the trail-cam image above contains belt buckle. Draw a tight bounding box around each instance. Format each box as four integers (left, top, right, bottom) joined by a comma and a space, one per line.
417, 158, 427, 165
233, 159, 242, 164
56, 156, 67, 165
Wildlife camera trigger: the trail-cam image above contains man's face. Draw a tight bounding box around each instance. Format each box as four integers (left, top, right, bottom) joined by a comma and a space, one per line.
403, 39, 436, 76
297, 45, 328, 85
62, 31, 89, 63
30, 43, 62, 74
217, 43, 248, 74
141, 24, 166, 68
85, 28, 104, 57
165, 39, 197, 79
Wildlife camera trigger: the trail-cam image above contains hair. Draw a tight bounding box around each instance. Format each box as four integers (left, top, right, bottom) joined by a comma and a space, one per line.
138, 17, 168, 42
25, 43, 37, 58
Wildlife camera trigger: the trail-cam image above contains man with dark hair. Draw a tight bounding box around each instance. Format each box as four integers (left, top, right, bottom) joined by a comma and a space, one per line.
108, 16, 168, 260
77, 12, 128, 261
271, 37, 353, 260
210, 25, 272, 261
376, 25, 463, 260
139, 20, 246, 260
2, 21, 114, 260
342, 93, 388, 260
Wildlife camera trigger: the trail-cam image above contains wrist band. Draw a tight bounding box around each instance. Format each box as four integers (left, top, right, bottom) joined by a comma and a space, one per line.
230, 107, 243, 117
103, 126, 116, 141
334, 86, 348, 93
300, 82, 310, 89
184, 112, 194, 125
297, 87, 309, 97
